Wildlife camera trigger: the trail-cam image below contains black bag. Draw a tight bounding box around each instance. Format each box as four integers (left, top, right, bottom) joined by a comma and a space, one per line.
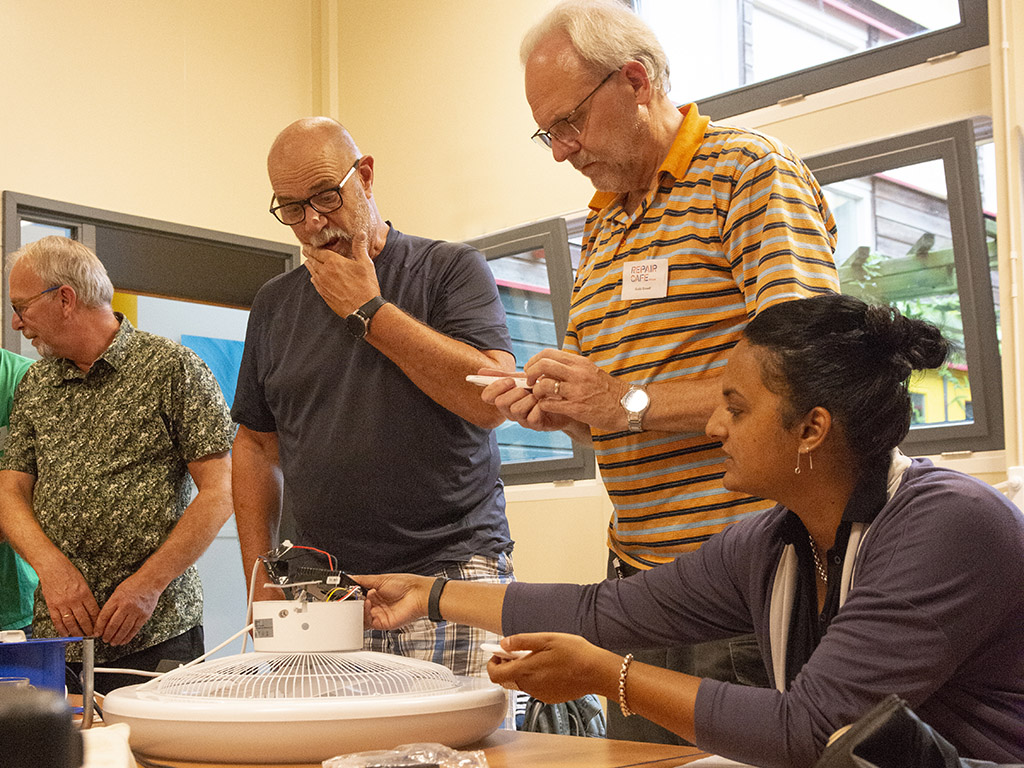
520, 694, 607, 738
814, 694, 1023, 768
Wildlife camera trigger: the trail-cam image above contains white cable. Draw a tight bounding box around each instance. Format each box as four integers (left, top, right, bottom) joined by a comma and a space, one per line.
121, 621, 259, 686
92, 667, 161, 678
242, 556, 262, 654
169, 622, 256, 674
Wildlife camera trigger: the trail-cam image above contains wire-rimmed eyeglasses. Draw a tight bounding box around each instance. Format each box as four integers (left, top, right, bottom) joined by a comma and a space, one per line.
531, 70, 617, 150
269, 157, 361, 225
12, 285, 59, 321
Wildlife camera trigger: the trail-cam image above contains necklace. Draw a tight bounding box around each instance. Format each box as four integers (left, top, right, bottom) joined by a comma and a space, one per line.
808, 533, 828, 584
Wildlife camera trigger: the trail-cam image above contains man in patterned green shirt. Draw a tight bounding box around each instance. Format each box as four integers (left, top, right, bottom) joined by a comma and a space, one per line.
0, 236, 234, 692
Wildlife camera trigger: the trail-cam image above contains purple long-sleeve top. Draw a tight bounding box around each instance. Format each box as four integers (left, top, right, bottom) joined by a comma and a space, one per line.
502, 459, 1024, 767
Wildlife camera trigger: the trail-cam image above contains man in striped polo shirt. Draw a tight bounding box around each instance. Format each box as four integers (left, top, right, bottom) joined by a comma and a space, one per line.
483, 0, 840, 744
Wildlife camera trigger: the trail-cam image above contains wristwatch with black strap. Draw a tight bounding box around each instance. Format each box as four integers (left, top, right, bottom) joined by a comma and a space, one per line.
346, 295, 388, 339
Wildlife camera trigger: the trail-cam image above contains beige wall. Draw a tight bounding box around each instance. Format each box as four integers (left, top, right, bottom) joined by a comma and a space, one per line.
0, 0, 312, 245
330, 0, 594, 242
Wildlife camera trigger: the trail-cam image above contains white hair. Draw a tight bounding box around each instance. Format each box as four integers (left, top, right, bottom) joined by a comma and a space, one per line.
520, 0, 670, 94
9, 236, 114, 308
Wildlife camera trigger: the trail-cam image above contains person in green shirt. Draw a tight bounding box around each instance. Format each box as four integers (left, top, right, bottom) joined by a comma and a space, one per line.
0, 347, 35, 632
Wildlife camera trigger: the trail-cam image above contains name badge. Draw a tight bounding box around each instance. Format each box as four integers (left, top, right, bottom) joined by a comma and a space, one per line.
621, 258, 669, 300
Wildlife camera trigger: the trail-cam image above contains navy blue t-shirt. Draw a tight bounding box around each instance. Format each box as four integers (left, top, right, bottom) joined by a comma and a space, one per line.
232, 226, 514, 574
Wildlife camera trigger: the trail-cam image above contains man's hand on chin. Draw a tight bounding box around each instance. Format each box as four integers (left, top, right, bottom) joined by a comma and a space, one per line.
303, 232, 381, 318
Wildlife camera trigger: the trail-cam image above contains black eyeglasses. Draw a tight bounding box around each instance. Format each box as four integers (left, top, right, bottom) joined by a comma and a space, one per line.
12, 285, 59, 321
531, 70, 617, 150
269, 157, 361, 225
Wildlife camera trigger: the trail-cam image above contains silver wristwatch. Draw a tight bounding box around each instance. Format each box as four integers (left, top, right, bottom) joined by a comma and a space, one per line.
620, 385, 650, 433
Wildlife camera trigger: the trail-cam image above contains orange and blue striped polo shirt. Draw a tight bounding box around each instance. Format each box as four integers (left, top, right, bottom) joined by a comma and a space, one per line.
567, 103, 839, 569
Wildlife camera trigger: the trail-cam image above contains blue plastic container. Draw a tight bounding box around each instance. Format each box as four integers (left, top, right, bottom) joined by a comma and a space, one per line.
0, 637, 81, 692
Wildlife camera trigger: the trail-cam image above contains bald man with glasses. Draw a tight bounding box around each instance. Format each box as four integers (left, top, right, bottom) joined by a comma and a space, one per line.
479, 0, 841, 744
231, 118, 518, 702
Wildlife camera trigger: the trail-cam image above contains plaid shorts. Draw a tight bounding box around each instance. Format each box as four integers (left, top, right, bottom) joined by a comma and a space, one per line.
364, 552, 523, 727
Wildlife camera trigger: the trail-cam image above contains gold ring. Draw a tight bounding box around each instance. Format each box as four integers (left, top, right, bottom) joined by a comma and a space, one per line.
62, 613, 72, 618
553, 381, 561, 396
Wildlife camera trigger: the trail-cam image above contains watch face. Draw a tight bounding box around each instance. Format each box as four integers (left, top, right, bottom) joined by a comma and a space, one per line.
346, 312, 368, 338
623, 387, 650, 412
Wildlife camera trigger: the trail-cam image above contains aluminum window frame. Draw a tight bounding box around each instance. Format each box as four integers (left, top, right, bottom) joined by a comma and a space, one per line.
805, 119, 1002, 455
467, 217, 596, 485
633, 0, 987, 120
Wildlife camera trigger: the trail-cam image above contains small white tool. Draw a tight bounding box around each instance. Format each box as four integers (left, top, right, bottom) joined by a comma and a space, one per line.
480, 642, 532, 660
466, 374, 531, 390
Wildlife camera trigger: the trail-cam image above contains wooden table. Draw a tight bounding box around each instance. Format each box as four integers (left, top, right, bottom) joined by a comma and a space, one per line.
69, 695, 702, 768
470, 729, 703, 768
127, 730, 704, 768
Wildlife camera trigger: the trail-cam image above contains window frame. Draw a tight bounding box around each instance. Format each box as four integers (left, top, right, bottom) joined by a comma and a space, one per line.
3, 191, 299, 351
467, 217, 596, 485
632, 0, 988, 120
804, 119, 1002, 455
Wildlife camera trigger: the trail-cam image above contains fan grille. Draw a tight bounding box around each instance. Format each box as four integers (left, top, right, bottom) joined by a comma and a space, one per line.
140, 652, 460, 699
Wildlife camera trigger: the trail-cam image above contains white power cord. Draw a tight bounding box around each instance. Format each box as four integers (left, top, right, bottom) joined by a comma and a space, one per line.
241, 555, 263, 654
93, 622, 256, 682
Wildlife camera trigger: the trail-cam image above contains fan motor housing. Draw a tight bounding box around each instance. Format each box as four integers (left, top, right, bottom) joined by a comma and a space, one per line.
252, 600, 363, 653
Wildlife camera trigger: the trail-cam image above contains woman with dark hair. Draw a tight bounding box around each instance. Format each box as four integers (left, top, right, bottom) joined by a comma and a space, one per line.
359, 294, 1024, 768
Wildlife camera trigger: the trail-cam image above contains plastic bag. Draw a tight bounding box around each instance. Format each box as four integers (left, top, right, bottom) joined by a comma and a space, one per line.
322, 742, 488, 768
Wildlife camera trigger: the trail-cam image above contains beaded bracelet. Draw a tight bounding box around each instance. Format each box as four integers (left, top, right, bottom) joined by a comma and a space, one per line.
618, 653, 635, 718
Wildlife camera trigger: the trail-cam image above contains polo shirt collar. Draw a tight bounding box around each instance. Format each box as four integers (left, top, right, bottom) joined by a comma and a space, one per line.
98, 313, 135, 370
587, 103, 711, 214
54, 312, 135, 382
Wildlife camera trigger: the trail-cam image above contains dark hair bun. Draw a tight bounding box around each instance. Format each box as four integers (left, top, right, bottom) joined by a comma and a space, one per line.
864, 305, 950, 380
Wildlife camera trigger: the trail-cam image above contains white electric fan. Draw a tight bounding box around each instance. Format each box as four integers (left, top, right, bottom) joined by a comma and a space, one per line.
103, 576, 506, 763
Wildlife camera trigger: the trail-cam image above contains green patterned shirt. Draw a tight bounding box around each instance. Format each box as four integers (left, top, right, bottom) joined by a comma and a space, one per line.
0, 316, 234, 662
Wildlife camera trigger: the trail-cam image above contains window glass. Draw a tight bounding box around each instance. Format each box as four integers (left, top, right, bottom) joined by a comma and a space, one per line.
487, 247, 576, 464
822, 153, 982, 430
634, 0, 975, 117
117, 293, 249, 407
20, 220, 73, 244
807, 120, 1001, 458
11, 221, 78, 356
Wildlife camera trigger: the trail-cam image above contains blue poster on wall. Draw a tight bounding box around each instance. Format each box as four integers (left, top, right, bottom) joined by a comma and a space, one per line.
181, 335, 245, 409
